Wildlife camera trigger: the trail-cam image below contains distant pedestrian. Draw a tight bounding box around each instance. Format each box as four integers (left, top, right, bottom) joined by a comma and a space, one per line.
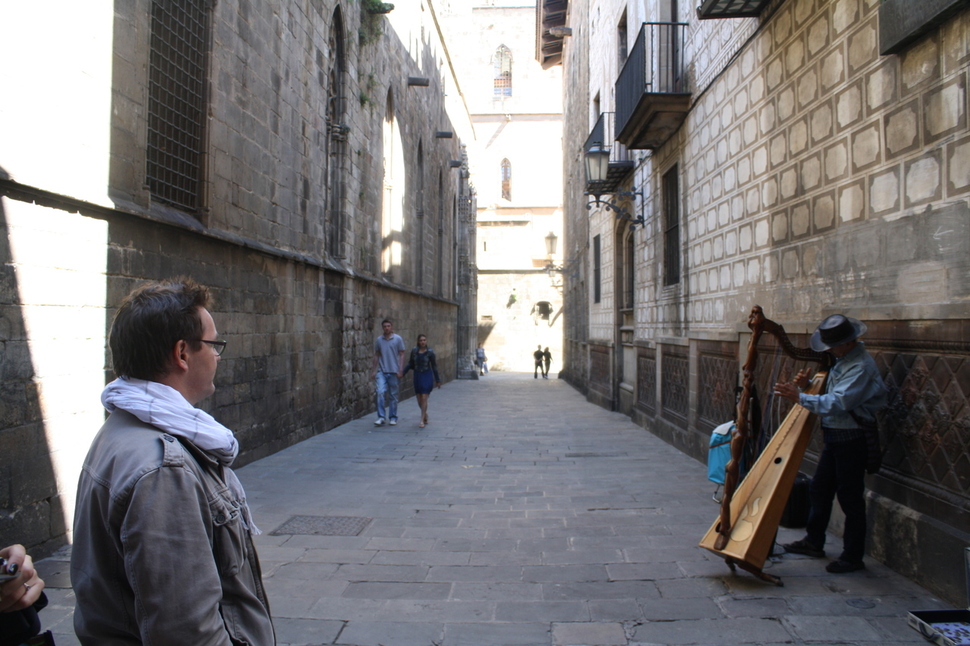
403, 334, 441, 428
476, 343, 488, 375
373, 319, 406, 426
533, 345, 544, 379
542, 347, 552, 379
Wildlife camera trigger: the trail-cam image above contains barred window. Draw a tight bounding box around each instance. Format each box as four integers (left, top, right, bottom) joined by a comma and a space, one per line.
617, 10, 628, 72
325, 8, 346, 257
147, 0, 210, 213
663, 165, 680, 285
493, 45, 512, 99
623, 231, 635, 309
593, 234, 602, 303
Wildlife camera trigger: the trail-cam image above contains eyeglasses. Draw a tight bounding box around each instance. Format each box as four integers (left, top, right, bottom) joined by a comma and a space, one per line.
196, 339, 228, 356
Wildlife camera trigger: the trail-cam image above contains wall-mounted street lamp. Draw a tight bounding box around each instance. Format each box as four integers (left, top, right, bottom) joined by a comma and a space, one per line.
544, 231, 564, 290
545, 231, 561, 270
585, 142, 644, 228
543, 232, 582, 291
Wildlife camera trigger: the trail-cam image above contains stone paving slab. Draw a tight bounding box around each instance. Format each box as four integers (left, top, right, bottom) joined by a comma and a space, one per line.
552, 621, 628, 645
34, 372, 950, 645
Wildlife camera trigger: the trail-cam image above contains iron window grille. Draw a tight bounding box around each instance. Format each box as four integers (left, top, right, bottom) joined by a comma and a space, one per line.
147, 0, 210, 213
593, 234, 602, 303
663, 165, 680, 285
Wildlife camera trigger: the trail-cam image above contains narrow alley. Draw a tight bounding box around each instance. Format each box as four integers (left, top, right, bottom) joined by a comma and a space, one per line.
35, 372, 945, 645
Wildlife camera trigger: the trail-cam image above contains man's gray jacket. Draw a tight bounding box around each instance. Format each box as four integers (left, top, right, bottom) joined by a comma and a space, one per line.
71, 409, 275, 645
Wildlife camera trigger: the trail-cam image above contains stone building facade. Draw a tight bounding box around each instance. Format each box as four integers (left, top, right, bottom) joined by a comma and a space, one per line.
552, 0, 970, 602
0, 0, 476, 555
441, 2, 565, 372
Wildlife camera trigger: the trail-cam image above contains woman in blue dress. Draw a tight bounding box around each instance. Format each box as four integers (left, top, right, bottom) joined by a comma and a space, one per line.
403, 334, 441, 427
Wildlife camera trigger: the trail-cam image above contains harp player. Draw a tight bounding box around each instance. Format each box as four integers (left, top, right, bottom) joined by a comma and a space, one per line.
773, 314, 888, 574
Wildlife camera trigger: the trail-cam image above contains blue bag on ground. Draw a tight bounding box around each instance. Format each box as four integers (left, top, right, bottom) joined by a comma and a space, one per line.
707, 421, 734, 485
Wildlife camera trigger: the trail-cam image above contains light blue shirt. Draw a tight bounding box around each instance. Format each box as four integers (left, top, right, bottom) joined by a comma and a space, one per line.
374, 333, 405, 373
798, 341, 888, 430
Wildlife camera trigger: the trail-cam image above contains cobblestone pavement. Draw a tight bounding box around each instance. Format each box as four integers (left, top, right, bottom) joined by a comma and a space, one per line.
37, 372, 948, 645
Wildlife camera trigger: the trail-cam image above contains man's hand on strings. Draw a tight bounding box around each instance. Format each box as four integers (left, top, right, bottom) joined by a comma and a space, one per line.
774, 368, 811, 404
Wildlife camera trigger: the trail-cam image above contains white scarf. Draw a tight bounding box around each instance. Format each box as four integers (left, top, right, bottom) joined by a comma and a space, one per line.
101, 377, 260, 534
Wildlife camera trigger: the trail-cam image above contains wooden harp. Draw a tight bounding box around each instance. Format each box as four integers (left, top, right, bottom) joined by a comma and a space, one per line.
698, 306, 833, 585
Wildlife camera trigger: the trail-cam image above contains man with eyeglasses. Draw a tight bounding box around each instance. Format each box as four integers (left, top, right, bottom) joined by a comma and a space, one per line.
71, 278, 275, 645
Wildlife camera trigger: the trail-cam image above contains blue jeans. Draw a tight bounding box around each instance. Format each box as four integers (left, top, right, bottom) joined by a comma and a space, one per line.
375, 371, 399, 421
805, 436, 868, 561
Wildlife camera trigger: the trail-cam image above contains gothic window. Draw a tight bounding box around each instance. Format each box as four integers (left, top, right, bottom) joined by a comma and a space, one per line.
382, 90, 405, 278
500, 158, 511, 201
493, 45, 512, 99
416, 141, 425, 289
147, 0, 210, 213
436, 171, 444, 297
325, 8, 346, 258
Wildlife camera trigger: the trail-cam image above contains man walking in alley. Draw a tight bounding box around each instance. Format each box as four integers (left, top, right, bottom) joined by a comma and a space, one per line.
533, 345, 545, 379
373, 318, 406, 425
71, 278, 275, 645
774, 314, 888, 574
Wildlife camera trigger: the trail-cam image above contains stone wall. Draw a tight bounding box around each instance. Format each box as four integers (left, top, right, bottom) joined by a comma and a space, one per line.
0, 0, 473, 556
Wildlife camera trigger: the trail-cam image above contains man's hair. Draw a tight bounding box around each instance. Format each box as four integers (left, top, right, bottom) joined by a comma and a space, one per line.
110, 277, 211, 380
382, 319, 392, 326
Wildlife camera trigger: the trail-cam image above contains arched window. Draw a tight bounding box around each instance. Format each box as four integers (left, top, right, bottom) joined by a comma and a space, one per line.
382, 89, 405, 279
436, 171, 444, 297
416, 140, 425, 289
493, 45, 512, 99
500, 158, 511, 201
325, 8, 346, 258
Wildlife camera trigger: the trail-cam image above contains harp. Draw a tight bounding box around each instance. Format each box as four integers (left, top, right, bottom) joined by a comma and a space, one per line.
698, 306, 833, 585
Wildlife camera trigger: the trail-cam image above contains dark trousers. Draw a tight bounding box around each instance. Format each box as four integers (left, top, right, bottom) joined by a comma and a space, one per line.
805, 436, 868, 562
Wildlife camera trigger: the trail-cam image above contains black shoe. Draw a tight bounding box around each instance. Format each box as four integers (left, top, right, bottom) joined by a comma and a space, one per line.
826, 559, 865, 573
783, 539, 825, 558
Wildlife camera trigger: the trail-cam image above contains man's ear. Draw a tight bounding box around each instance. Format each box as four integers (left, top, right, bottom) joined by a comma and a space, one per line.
170, 339, 191, 373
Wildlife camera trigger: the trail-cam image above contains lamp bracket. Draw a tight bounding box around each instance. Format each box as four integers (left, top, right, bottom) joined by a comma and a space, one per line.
585, 190, 645, 228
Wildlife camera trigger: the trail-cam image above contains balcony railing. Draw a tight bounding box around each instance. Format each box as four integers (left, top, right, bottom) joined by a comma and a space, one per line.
615, 22, 691, 150
584, 112, 634, 195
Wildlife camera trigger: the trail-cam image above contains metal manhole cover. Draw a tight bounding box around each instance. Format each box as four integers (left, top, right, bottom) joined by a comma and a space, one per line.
270, 515, 372, 536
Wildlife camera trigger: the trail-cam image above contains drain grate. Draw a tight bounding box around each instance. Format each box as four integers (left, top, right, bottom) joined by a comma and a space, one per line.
270, 515, 372, 536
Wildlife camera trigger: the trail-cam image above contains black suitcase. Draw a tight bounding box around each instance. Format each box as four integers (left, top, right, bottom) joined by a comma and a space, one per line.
780, 472, 810, 528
